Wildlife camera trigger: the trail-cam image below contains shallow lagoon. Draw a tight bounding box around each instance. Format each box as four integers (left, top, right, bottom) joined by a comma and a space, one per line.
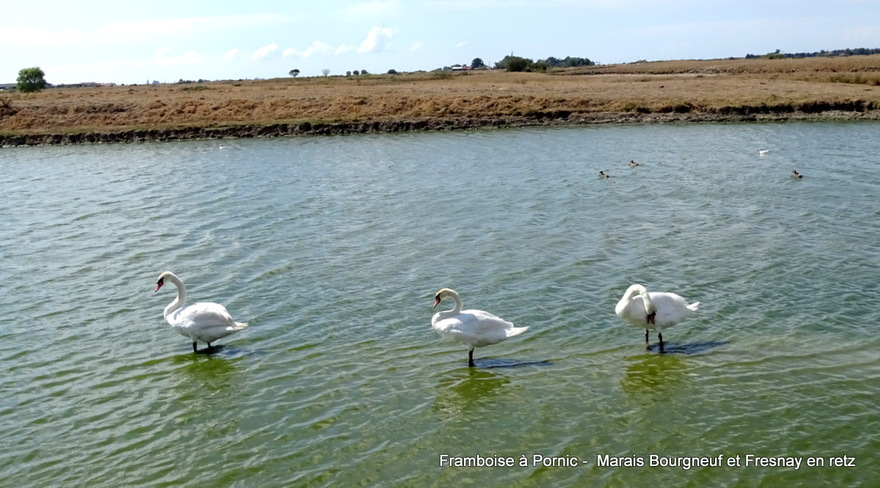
1, 122, 878, 486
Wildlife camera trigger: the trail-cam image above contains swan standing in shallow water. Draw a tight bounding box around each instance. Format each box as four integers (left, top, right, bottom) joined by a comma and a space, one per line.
155, 271, 248, 352
432, 288, 528, 367
615, 284, 699, 352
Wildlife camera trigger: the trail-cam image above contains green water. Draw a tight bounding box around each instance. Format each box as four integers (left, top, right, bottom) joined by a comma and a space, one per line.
1, 122, 878, 487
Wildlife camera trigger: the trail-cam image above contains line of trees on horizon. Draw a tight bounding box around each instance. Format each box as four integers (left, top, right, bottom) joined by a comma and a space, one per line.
494, 55, 595, 72
746, 47, 880, 59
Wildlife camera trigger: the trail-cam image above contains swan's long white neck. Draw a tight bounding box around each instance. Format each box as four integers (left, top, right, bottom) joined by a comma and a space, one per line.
630, 284, 654, 315
436, 290, 463, 320
162, 273, 187, 318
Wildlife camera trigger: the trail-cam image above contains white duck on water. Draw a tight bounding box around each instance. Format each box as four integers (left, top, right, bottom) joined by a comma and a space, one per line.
432, 288, 528, 367
155, 271, 248, 352
615, 284, 699, 352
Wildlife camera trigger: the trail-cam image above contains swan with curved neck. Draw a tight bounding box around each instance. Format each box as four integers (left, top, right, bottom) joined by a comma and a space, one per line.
431, 288, 528, 367
615, 283, 699, 352
155, 271, 248, 352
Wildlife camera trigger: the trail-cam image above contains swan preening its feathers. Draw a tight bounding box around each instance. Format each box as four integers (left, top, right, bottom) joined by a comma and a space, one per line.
155, 271, 248, 352
615, 284, 699, 352
432, 288, 528, 367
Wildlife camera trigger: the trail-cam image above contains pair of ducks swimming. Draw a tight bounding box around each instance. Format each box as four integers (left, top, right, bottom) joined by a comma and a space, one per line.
599, 161, 640, 178
602, 168, 803, 179
156, 271, 699, 364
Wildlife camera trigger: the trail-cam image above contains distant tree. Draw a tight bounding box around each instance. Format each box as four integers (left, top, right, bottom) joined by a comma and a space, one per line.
387, 69, 398, 74
346, 71, 352, 76
361, 69, 369, 75
496, 55, 531, 72
351, 70, 359, 76
471, 57, 485, 69
17, 67, 47, 92
321, 68, 330, 77
289, 69, 300, 77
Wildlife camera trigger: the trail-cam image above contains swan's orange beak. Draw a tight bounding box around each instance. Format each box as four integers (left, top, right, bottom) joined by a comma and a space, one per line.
155, 278, 164, 292
646, 311, 656, 325
433, 297, 441, 308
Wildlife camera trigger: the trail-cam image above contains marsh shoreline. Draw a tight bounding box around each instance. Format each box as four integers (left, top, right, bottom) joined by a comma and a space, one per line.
2, 109, 879, 147
3, 56, 880, 146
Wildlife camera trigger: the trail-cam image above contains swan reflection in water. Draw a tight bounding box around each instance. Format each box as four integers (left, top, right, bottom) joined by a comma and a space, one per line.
432, 368, 512, 415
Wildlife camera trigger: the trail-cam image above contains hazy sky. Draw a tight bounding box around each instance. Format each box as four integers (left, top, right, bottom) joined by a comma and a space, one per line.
3, 0, 878, 84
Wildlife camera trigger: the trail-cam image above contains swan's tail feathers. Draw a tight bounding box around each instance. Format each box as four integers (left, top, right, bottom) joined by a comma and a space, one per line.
507, 326, 529, 337
687, 302, 700, 312
232, 321, 249, 330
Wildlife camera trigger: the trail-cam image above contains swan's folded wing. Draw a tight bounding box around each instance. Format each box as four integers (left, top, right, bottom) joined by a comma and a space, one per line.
173, 302, 236, 327
649, 293, 697, 326
453, 310, 523, 346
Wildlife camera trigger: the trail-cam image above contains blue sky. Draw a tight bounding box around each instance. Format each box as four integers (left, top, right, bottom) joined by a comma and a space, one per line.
3, 0, 878, 85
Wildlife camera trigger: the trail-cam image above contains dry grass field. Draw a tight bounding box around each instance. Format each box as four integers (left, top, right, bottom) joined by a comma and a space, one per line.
2, 55, 880, 145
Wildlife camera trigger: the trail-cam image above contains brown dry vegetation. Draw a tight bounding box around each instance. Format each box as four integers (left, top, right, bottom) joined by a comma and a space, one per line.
2, 55, 880, 145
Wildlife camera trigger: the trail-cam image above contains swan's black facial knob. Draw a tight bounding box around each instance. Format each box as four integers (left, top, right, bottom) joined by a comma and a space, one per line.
155, 277, 165, 292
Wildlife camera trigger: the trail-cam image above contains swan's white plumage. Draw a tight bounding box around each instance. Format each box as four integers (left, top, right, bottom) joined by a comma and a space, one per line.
615, 284, 699, 350
156, 271, 247, 352
431, 288, 527, 366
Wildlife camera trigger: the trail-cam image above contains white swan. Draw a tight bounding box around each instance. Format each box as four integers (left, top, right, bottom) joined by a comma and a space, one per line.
615, 284, 699, 352
155, 271, 248, 352
432, 288, 528, 367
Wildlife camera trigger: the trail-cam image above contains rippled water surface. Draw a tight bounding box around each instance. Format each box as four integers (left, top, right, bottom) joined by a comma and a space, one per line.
2, 122, 879, 487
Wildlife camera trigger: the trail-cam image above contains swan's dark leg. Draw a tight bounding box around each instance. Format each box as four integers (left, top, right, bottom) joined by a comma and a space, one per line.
468, 349, 475, 368
645, 329, 649, 348
658, 333, 665, 353
192, 342, 198, 353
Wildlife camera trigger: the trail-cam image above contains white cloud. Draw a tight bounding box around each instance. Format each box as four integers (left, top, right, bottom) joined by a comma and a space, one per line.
410, 41, 424, 52
223, 48, 242, 60
283, 41, 334, 58
251, 43, 280, 60
455, 41, 469, 48
357, 26, 394, 53
335, 44, 355, 55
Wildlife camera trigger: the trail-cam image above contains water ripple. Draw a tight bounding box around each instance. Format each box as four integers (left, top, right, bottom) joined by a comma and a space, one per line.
2, 124, 880, 486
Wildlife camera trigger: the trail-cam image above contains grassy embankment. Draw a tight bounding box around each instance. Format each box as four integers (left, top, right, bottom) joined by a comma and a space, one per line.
2, 55, 880, 145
